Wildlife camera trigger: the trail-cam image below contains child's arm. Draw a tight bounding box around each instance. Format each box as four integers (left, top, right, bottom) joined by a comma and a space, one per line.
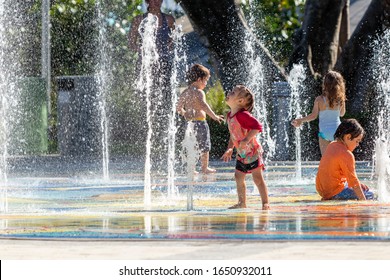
351, 185, 366, 200
238, 129, 260, 150
340, 152, 367, 200
339, 101, 346, 117
291, 97, 320, 127
197, 91, 224, 123
221, 137, 234, 162
128, 16, 142, 52
166, 14, 176, 50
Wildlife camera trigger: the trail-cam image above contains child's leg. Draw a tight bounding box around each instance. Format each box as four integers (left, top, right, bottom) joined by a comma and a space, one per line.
252, 168, 270, 210
331, 188, 375, 200
229, 170, 247, 209
200, 152, 216, 173
319, 138, 331, 155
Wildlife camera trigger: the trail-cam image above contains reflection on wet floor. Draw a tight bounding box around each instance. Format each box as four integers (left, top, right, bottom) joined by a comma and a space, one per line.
1, 161, 389, 240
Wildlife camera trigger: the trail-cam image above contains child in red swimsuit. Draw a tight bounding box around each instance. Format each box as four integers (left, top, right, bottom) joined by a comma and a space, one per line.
221, 85, 270, 210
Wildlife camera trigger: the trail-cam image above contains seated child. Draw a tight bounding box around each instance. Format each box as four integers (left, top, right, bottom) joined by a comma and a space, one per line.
316, 119, 374, 200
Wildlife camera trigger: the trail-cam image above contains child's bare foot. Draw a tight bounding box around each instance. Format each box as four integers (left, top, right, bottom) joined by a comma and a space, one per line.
202, 167, 216, 174
228, 203, 246, 209
262, 203, 270, 210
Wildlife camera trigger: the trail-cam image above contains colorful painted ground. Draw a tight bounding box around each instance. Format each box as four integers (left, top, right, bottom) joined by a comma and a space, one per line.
1, 160, 389, 240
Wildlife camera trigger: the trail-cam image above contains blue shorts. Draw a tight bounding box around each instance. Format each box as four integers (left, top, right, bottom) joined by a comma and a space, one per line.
192, 121, 211, 153
331, 187, 375, 200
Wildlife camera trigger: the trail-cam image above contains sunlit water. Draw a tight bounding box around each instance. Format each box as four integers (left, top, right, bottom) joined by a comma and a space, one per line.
136, 14, 160, 209
0, 1, 23, 213
0, 2, 8, 212
373, 30, 390, 202
288, 64, 307, 180
1, 1, 390, 241
95, 0, 111, 181
167, 24, 187, 200
243, 0, 276, 162
180, 122, 200, 210
2, 159, 389, 240
135, 15, 187, 208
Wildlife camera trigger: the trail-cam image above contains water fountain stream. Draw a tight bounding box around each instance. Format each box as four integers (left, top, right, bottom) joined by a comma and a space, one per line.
0, 1, 23, 213
167, 24, 187, 201
136, 14, 159, 209
181, 122, 200, 211
96, 0, 111, 181
1, 1, 390, 242
135, 13, 188, 208
288, 64, 307, 180
373, 30, 390, 202
244, 0, 275, 161
0, 1, 8, 212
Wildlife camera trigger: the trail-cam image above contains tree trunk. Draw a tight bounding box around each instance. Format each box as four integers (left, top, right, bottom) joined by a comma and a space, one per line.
335, 0, 390, 115
179, 0, 389, 160
334, 0, 390, 159
179, 0, 285, 91
288, 0, 349, 76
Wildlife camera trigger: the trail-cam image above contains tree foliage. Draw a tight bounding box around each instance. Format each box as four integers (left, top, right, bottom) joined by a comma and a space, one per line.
180, 0, 390, 159
15, 0, 389, 158
50, 0, 142, 76
241, 0, 305, 65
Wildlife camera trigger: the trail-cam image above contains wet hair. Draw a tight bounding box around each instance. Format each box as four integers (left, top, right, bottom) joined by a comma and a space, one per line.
145, 0, 161, 4
235, 85, 255, 113
334, 119, 365, 141
186, 64, 210, 85
322, 70, 346, 108
145, 0, 162, 11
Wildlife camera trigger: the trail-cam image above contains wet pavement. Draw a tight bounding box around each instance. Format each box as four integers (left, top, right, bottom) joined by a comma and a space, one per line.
1, 159, 389, 242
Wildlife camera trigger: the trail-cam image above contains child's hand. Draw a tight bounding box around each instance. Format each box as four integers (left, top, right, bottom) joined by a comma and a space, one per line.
214, 115, 224, 124
291, 119, 302, 128
361, 183, 369, 191
238, 139, 248, 150
221, 148, 233, 162
262, 203, 270, 210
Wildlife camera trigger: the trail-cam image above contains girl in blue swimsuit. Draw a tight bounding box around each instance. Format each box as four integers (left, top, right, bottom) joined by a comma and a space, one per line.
291, 71, 346, 155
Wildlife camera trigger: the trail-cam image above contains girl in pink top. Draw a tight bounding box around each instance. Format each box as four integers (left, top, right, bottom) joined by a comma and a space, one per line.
222, 85, 270, 210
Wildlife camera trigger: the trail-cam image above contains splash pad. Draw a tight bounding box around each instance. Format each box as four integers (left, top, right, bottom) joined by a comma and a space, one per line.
1, 158, 389, 241
0, 2, 389, 246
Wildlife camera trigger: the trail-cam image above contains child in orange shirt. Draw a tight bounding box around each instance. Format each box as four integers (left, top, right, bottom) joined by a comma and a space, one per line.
316, 119, 374, 200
